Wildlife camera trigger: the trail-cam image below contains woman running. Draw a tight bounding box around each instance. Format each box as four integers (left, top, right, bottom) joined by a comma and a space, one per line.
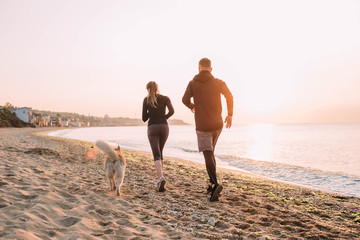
142, 81, 174, 191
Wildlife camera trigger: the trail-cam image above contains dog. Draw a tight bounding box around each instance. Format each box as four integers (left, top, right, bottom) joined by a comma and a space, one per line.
95, 140, 126, 196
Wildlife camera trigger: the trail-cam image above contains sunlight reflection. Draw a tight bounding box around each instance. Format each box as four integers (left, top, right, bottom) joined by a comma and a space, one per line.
249, 123, 274, 162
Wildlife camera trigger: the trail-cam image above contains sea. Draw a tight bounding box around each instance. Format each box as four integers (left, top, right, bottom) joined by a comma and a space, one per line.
48, 123, 360, 197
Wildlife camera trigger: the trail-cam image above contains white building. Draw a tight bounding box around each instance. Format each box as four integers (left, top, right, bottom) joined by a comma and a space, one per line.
61, 120, 69, 127
12, 107, 32, 123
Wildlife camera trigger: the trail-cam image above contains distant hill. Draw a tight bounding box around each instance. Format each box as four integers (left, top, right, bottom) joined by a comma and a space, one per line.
0, 105, 189, 127
168, 119, 190, 125
32, 109, 189, 126
0, 108, 32, 128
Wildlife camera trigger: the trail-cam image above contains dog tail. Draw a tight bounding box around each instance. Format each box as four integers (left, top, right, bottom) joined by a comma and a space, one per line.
95, 140, 119, 161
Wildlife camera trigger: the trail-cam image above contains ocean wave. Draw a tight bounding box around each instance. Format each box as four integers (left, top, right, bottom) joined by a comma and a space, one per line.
217, 154, 360, 178
216, 154, 360, 197
177, 147, 198, 153
48, 126, 360, 197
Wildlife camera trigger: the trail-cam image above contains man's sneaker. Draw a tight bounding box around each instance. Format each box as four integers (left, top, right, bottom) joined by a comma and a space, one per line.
157, 176, 166, 192
207, 180, 214, 194
210, 184, 223, 202
206, 185, 213, 194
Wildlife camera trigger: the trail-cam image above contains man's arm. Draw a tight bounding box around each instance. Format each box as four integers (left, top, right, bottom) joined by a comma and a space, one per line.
220, 80, 233, 128
182, 82, 195, 111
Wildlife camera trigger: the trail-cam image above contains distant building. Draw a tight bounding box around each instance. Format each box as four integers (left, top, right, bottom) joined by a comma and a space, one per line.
69, 121, 80, 127
49, 117, 62, 127
12, 107, 32, 123
61, 120, 69, 127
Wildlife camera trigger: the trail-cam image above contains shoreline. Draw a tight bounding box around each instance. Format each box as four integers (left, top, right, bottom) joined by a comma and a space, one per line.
0, 127, 359, 239
47, 127, 360, 198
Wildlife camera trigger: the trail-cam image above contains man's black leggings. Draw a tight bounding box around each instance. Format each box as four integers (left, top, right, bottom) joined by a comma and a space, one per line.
147, 124, 169, 161
203, 150, 217, 185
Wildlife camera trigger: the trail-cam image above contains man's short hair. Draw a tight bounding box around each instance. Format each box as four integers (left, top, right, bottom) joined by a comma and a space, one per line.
199, 58, 211, 69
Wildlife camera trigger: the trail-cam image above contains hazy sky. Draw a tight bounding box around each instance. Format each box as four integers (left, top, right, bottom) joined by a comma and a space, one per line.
1, 0, 360, 124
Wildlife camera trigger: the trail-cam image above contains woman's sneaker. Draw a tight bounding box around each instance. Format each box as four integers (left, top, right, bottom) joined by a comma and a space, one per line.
157, 176, 166, 192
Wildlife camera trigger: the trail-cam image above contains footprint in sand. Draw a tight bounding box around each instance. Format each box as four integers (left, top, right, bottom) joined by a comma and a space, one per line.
95, 208, 111, 216
98, 221, 112, 227
91, 233, 104, 237
38, 177, 51, 181
26, 194, 39, 200
0, 181, 8, 186
226, 196, 240, 202
24, 148, 60, 158
242, 207, 257, 214
58, 216, 80, 227
103, 228, 115, 234
0, 203, 8, 209
4, 172, 16, 177
263, 204, 275, 211
18, 186, 31, 191
55, 190, 76, 199
32, 188, 50, 194
12, 192, 38, 200
216, 221, 231, 229
259, 217, 272, 227
235, 223, 250, 230
85, 204, 96, 211
47, 231, 56, 237
34, 213, 49, 222
116, 218, 133, 227
31, 168, 44, 174
56, 202, 73, 210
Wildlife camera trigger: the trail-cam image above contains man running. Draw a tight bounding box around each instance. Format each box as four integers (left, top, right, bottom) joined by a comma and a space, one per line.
182, 57, 233, 201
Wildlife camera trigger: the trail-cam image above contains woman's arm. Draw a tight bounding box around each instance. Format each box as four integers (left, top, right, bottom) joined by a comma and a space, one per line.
165, 97, 175, 119
142, 98, 149, 122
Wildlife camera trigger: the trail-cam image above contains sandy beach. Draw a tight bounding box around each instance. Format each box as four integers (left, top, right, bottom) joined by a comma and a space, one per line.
0, 128, 359, 239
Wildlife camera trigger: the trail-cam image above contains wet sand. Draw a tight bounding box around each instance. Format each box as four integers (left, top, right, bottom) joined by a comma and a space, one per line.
0, 128, 359, 239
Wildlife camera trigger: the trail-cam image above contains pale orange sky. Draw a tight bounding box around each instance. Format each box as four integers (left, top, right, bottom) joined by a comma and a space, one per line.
1, 0, 360, 124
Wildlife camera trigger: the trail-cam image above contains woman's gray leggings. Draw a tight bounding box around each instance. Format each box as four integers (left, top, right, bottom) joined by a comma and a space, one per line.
147, 124, 169, 161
